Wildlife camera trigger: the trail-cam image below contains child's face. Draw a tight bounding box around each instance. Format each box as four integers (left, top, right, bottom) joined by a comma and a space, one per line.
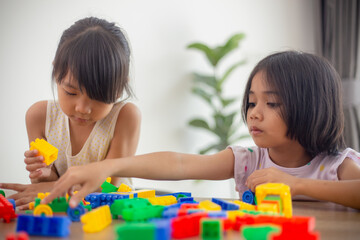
57, 73, 114, 126
246, 72, 294, 148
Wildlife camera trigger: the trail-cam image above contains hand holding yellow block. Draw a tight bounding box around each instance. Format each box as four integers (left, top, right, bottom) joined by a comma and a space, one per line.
30, 138, 58, 165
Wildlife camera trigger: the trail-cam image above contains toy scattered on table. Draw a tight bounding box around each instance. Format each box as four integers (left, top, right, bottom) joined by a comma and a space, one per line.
242, 189, 256, 205
0, 194, 17, 223
5, 231, 29, 240
0, 189, 5, 197
29, 138, 58, 165
5, 181, 319, 239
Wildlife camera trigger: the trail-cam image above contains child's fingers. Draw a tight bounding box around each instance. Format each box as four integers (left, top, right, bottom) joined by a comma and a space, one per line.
26, 163, 46, 172
68, 185, 92, 208
24, 156, 44, 165
24, 149, 38, 157
0, 183, 27, 192
29, 169, 43, 179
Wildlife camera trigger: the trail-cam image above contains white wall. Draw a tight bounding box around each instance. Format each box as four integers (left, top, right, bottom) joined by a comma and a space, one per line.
0, 0, 317, 198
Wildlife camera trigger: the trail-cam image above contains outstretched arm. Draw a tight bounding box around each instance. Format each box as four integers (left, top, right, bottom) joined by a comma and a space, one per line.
246, 158, 360, 209
42, 149, 234, 207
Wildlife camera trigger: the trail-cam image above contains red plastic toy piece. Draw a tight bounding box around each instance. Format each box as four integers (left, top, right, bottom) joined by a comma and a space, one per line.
5, 232, 29, 240
171, 212, 208, 238
0, 195, 17, 223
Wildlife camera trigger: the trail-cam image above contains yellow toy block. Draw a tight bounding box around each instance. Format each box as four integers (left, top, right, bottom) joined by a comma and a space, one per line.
227, 210, 246, 221
255, 183, 292, 218
33, 204, 53, 216
232, 200, 256, 211
132, 189, 156, 198
37, 192, 50, 200
30, 138, 58, 165
28, 201, 35, 210
257, 203, 279, 214
199, 200, 221, 211
81, 205, 112, 233
148, 196, 177, 206
117, 183, 132, 192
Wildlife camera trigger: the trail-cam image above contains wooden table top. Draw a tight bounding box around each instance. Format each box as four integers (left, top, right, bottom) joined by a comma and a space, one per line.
1, 200, 359, 240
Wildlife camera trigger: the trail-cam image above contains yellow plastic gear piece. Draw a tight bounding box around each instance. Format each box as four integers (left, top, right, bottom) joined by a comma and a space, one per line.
33, 204, 53, 216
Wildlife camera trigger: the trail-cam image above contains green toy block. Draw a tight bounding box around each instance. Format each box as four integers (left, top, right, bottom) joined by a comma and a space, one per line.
201, 218, 223, 240
49, 197, 69, 213
101, 181, 118, 193
0, 190, 5, 197
264, 195, 283, 212
111, 198, 151, 218
115, 222, 156, 240
241, 224, 280, 240
122, 205, 165, 222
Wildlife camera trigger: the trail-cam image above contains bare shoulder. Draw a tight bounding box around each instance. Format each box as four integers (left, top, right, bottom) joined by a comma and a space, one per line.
25, 100, 48, 139
338, 157, 360, 180
116, 102, 141, 128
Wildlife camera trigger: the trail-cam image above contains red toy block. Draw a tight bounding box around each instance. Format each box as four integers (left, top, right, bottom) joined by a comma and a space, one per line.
5, 232, 29, 240
171, 212, 208, 238
0, 195, 17, 223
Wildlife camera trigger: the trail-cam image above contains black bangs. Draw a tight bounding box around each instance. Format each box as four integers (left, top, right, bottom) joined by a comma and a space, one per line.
52, 17, 132, 104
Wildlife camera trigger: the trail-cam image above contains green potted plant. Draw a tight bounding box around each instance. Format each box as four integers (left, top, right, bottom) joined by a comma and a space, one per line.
187, 33, 249, 154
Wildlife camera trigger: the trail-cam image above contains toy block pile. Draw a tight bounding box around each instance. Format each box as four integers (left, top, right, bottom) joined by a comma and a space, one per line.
1, 180, 320, 239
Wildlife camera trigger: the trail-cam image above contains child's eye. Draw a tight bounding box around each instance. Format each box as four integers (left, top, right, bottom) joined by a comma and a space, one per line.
267, 102, 281, 108
247, 102, 256, 108
64, 90, 76, 96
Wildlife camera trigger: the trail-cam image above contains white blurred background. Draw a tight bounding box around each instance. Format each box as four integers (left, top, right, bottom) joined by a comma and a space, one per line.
0, 0, 317, 198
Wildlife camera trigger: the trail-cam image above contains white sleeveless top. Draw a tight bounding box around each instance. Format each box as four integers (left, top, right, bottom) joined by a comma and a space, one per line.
45, 100, 133, 187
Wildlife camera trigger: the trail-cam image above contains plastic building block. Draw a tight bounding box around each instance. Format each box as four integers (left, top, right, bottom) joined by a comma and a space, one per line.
131, 189, 156, 198
0, 195, 17, 223
241, 224, 280, 240
116, 222, 156, 240
212, 198, 239, 210
16, 214, 71, 237
5, 231, 29, 240
8, 199, 16, 210
151, 219, 171, 240
85, 192, 130, 209
122, 205, 165, 222
201, 218, 223, 240
110, 198, 152, 219
101, 180, 118, 193
148, 196, 177, 206
171, 212, 208, 238
33, 204, 53, 217
67, 205, 85, 222
178, 197, 196, 203
242, 190, 255, 205
226, 210, 246, 221
162, 192, 192, 199
257, 202, 279, 214
81, 205, 112, 233
255, 183, 292, 218
118, 183, 132, 192
37, 192, 50, 200
0, 189, 5, 197
199, 200, 222, 211
232, 200, 256, 211
29, 138, 58, 165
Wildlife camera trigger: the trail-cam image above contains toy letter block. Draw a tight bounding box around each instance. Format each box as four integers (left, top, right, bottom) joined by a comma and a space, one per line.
30, 138, 58, 165
81, 205, 112, 233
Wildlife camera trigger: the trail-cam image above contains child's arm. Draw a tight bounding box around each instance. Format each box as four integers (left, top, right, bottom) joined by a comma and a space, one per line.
103, 103, 141, 186
25, 101, 58, 182
42, 149, 235, 207
246, 158, 360, 209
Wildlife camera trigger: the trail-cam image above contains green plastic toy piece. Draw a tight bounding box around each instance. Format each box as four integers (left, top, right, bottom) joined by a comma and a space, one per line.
101, 181, 118, 193
201, 219, 222, 240
116, 222, 156, 240
0, 189, 5, 197
110, 198, 151, 218
242, 224, 280, 240
122, 205, 164, 222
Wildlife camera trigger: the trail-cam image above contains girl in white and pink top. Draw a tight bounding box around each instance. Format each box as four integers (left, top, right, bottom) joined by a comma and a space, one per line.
43, 51, 360, 210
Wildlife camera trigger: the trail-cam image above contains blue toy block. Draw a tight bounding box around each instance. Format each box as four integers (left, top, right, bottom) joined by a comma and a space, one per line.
242, 190, 255, 205
178, 197, 197, 203
161, 192, 192, 199
162, 208, 179, 218
163, 203, 182, 211
150, 219, 171, 240
85, 193, 130, 209
8, 199, 16, 210
212, 198, 239, 210
207, 211, 228, 218
67, 205, 85, 222
16, 215, 71, 237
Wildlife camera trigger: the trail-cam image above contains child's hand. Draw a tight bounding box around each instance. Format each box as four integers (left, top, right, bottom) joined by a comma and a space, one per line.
42, 162, 109, 208
246, 167, 300, 195
0, 182, 55, 210
24, 149, 51, 180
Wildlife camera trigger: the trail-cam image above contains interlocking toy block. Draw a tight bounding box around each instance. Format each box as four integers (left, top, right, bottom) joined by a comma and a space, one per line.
151, 219, 171, 240
257, 202, 279, 214
212, 198, 239, 210
171, 212, 208, 238
30, 138, 58, 165
33, 204, 53, 216
5, 231, 29, 240
118, 183, 132, 192
226, 210, 246, 221
110, 198, 151, 219
178, 197, 196, 203
148, 196, 177, 206
81, 205, 112, 233
85, 192, 130, 209
0, 189, 5, 197
241, 224, 280, 240
242, 190, 256, 205
67, 205, 85, 222
0, 195, 17, 223
131, 189, 156, 198
232, 200, 256, 211
16, 215, 71, 237
262, 195, 282, 213
122, 205, 165, 222
199, 200, 221, 211
201, 218, 223, 240
255, 183, 292, 218
101, 180, 118, 193
162, 192, 192, 199
116, 222, 156, 240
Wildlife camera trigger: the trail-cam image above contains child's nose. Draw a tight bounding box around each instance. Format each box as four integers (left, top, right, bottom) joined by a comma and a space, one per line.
249, 105, 263, 121
75, 99, 91, 114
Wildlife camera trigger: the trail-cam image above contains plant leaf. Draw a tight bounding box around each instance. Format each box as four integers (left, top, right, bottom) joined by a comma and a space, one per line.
187, 43, 217, 67
191, 87, 212, 105
188, 118, 211, 131
219, 59, 247, 86
220, 97, 238, 108
192, 73, 217, 89
212, 33, 245, 66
